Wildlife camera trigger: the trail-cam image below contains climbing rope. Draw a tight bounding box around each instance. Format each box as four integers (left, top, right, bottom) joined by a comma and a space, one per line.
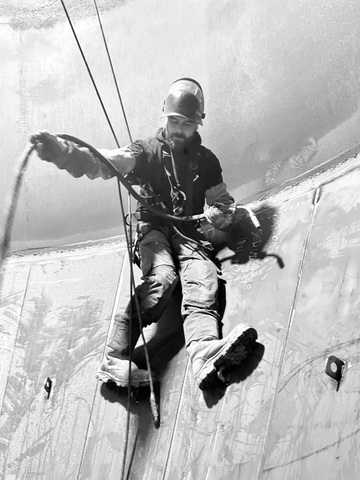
58, 134, 205, 223
58, 0, 166, 454
0, 144, 34, 269
92, 0, 133, 143
89, 4, 156, 448
59, 0, 120, 147
83, 0, 161, 447
0, 7, 206, 473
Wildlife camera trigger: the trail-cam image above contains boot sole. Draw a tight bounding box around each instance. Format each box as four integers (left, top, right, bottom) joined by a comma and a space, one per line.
198, 326, 257, 390
96, 370, 152, 388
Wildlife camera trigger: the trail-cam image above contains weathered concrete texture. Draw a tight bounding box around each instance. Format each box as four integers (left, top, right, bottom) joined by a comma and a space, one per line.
1, 2, 360, 478
0, 0, 128, 30
0, 241, 126, 479
1, 0, 360, 251
1, 154, 359, 479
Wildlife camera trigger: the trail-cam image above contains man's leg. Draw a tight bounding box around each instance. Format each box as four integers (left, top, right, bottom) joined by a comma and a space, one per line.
175, 238, 257, 390
97, 229, 179, 387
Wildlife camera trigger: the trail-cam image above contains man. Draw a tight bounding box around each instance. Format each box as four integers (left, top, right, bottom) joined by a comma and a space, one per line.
30, 78, 258, 390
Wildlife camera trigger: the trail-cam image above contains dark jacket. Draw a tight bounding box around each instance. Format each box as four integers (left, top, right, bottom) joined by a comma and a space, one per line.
129, 129, 224, 217
53, 128, 234, 239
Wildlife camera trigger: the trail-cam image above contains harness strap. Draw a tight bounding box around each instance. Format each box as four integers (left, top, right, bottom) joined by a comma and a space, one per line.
183, 163, 197, 216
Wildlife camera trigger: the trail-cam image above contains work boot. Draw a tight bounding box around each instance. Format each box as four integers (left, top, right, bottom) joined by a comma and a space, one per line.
96, 347, 152, 388
188, 323, 257, 390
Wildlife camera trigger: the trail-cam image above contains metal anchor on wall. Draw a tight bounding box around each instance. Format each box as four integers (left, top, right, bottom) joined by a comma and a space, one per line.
44, 377, 53, 399
325, 355, 348, 391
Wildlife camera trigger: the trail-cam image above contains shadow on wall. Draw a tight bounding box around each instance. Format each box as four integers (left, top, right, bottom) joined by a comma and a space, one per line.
202, 342, 265, 408
217, 205, 285, 270
131, 204, 282, 370
97, 205, 279, 409
100, 204, 282, 380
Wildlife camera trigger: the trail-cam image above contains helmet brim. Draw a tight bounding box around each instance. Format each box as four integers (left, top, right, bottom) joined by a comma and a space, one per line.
160, 112, 203, 126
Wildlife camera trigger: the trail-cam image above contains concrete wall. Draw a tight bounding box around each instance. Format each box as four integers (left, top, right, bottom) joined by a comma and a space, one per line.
1, 3, 360, 478
1, 155, 360, 479
1, 0, 360, 250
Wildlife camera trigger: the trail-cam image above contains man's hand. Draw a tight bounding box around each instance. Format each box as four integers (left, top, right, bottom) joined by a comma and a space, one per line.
205, 202, 261, 233
204, 204, 234, 231
30, 131, 68, 163
227, 204, 262, 253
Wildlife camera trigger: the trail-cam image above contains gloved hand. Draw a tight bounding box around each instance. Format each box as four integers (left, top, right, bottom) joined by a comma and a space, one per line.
204, 203, 236, 231
205, 201, 261, 236
29, 131, 68, 165
201, 202, 262, 251
227, 204, 262, 253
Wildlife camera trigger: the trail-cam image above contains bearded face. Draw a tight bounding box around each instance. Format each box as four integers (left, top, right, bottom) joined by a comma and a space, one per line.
165, 116, 198, 151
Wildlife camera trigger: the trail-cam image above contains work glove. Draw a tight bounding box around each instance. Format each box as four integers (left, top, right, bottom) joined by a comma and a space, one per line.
30, 131, 68, 166
205, 202, 260, 231
204, 203, 236, 231
204, 202, 262, 248
226, 204, 262, 253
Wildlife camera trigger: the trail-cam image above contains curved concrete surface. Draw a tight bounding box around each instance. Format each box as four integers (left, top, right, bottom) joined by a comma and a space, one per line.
1, 0, 360, 250
1, 155, 360, 479
1, 1, 360, 479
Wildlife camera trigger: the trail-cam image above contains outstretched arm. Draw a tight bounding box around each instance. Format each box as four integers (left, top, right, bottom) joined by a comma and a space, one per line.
30, 131, 136, 180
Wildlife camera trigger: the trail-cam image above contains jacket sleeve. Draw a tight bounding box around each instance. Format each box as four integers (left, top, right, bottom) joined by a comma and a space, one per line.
204, 182, 235, 230
48, 138, 136, 180
205, 182, 234, 208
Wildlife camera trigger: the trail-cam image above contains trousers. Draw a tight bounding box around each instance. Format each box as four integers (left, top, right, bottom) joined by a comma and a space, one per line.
108, 228, 220, 357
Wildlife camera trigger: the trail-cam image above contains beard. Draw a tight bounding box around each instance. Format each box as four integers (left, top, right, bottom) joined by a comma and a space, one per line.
165, 130, 192, 152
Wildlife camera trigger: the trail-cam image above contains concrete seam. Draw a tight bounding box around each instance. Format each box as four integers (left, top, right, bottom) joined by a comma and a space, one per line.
161, 357, 191, 480
0, 265, 32, 477
256, 189, 321, 479
76, 252, 126, 479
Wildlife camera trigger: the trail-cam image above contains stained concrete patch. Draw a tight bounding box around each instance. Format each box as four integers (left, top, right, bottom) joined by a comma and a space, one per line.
0, 0, 129, 30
